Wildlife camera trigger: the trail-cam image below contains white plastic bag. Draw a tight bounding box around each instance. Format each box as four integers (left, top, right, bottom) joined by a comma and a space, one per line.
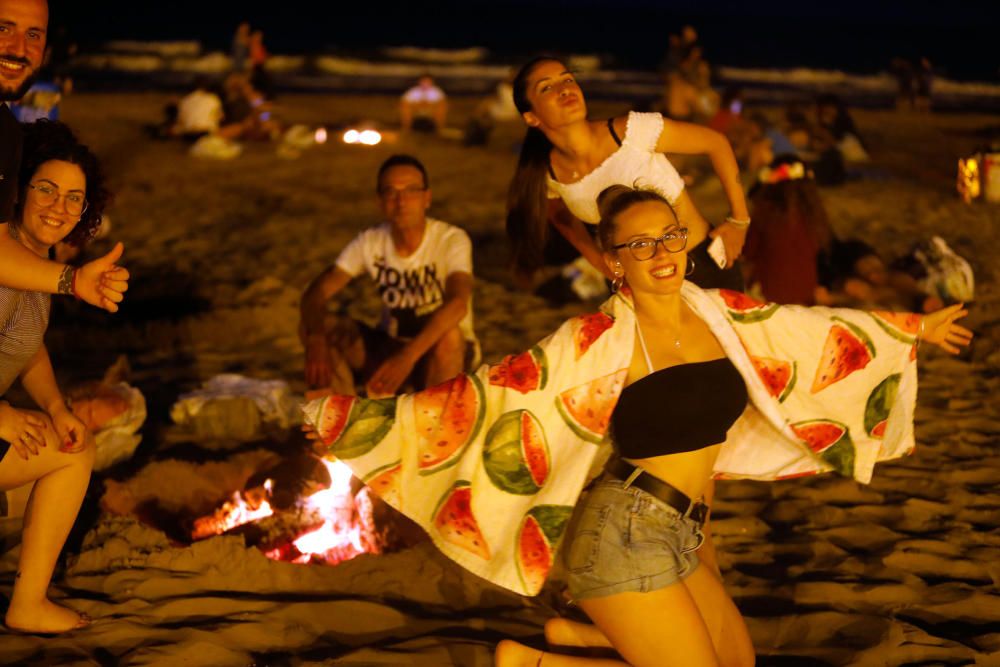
170, 374, 300, 442
914, 236, 975, 303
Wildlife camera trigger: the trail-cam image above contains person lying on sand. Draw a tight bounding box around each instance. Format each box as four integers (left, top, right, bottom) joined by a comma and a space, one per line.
0, 120, 112, 634
300, 154, 479, 398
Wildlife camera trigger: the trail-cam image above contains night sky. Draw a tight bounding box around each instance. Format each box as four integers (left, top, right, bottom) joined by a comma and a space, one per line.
49, 0, 1000, 80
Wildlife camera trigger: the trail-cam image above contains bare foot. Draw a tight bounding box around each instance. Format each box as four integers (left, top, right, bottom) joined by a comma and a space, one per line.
495, 639, 544, 667
5, 598, 90, 634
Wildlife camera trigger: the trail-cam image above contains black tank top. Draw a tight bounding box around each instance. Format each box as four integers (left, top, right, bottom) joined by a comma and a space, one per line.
611, 358, 748, 458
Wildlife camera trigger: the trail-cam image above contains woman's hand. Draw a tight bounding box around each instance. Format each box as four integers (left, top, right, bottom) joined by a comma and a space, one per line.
48, 403, 90, 453
75, 242, 130, 313
919, 303, 973, 354
710, 222, 748, 265
0, 403, 50, 460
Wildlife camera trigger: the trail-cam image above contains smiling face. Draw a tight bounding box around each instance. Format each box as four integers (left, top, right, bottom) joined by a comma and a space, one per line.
19, 159, 85, 255
521, 59, 587, 131
605, 199, 689, 297
0, 0, 47, 101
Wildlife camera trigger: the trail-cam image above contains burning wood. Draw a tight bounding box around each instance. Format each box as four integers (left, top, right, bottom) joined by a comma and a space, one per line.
190, 455, 398, 567
190, 481, 275, 540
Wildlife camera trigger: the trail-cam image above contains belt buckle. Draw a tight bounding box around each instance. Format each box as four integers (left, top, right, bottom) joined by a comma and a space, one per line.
686, 500, 709, 525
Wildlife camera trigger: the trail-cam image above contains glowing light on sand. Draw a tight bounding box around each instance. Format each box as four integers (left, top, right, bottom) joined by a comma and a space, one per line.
958, 157, 980, 203
359, 130, 382, 146
342, 128, 381, 147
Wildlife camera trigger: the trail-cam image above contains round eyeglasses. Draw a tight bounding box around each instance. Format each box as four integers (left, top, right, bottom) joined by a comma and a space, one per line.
28, 182, 88, 217
612, 228, 688, 261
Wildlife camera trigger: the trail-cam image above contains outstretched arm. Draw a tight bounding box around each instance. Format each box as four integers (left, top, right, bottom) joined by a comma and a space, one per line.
0, 228, 129, 312
653, 118, 750, 263
919, 303, 973, 354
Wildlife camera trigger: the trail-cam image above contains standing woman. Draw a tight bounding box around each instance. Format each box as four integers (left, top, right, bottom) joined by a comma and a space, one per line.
507, 57, 750, 290
0, 120, 108, 633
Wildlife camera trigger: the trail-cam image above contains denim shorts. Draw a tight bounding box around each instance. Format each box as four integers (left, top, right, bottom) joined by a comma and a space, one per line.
563, 477, 706, 601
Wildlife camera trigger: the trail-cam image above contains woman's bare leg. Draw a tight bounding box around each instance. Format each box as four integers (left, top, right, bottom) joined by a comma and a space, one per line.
501, 562, 753, 666
579, 579, 721, 667
495, 639, 626, 666
544, 617, 614, 649
682, 565, 755, 667
0, 425, 94, 633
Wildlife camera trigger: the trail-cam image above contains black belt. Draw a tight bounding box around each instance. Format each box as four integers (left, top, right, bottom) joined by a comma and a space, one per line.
605, 458, 709, 525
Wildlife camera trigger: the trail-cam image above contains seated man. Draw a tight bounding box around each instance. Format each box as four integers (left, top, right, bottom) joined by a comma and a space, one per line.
173, 78, 223, 139
301, 154, 478, 397
400, 75, 447, 133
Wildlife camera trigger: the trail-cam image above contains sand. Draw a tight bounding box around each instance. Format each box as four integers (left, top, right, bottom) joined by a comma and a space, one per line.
0, 92, 998, 666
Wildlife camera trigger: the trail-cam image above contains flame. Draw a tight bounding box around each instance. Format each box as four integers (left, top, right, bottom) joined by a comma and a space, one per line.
286, 458, 371, 564
343, 129, 360, 144
314, 127, 328, 144
194, 458, 382, 567
190, 480, 274, 540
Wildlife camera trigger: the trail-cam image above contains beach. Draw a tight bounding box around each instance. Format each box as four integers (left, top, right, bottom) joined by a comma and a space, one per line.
0, 92, 998, 666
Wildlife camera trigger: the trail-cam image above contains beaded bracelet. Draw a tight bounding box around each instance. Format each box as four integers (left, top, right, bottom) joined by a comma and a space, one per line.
725, 215, 751, 228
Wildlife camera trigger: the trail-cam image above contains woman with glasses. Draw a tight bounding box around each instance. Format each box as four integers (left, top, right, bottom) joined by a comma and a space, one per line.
0, 120, 109, 634
506, 56, 750, 292
304, 182, 969, 665
490, 185, 971, 666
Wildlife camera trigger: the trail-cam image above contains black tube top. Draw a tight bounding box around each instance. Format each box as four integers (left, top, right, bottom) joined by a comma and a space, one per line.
611, 358, 748, 459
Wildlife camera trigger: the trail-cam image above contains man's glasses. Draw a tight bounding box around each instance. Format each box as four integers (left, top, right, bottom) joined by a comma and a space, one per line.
378, 186, 426, 200
612, 228, 688, 261
28, 183, 88, 217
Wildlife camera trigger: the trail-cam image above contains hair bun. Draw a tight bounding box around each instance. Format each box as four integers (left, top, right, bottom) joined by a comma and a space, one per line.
596, 184, 637, 221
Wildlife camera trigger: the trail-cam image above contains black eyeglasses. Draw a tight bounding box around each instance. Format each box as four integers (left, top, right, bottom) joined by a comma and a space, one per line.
612, 228, 688, 261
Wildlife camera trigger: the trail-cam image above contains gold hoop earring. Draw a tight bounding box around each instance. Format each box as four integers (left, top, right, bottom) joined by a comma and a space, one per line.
685, 257, 695, 277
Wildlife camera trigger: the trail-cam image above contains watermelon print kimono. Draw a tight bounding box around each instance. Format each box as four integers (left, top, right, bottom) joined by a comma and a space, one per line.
302, 283, 921, 596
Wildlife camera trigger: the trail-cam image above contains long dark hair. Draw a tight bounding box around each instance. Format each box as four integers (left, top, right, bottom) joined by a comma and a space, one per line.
506, 56, 562, 274
16, 120, 110, 248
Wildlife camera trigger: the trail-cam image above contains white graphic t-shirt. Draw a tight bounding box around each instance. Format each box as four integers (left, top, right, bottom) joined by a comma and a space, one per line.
335, 218, 477, 348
